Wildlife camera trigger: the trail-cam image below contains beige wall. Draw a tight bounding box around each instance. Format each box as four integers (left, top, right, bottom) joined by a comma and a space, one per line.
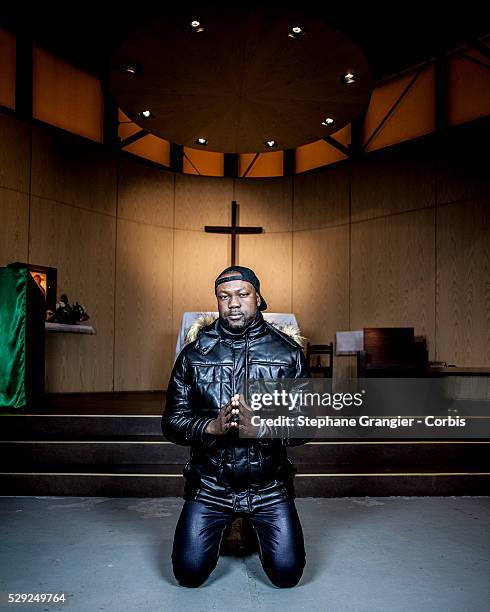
0, 113, 489, 392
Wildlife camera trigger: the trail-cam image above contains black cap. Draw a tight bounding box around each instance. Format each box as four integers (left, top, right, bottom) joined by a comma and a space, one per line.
215, 266, 268, 311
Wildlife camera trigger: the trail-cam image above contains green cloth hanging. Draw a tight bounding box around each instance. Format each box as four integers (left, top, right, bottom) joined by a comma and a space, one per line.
0, 268, 44, 411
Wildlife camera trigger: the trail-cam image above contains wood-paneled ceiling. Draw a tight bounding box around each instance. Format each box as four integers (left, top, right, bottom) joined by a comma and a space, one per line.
0, 2, 488, 83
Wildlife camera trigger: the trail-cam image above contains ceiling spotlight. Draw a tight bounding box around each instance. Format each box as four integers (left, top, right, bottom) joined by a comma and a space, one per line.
195, 137, 208, 145
288, 25, 307, 39
121, 63, 140, 75
341, 72, 358, 84
321, 117, 335, 126
264, 139, 278, 148
137, 110, 154, 119
190, 19, 204, 33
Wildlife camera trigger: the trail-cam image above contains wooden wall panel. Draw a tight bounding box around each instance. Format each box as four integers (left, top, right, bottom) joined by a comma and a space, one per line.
0, 188, 29, 265
172, 230, 228, 357
436, 198, 490, 366
183, 148, 224, 177
114, 219, 173, 390
174, 174, 233, 230
30, 197, 115, 392
448, 53, 490, 128
293, 165, 349, 230
123, 134, 171, 168
0, 114, 30, 193
31, 126, 117, 215
2, 110, 489, 392
351, 137, 435, 222
238, 151, 284, 178
239, 232, 293, 313
295, 138, 348, 174
350, 208, 436, 359
0, 27, 16, 111
436, 118, 490, 205
118, 157, 174, 227
363, 64, 435, 152
234, 177, 293, 232
293, 226, 350, 380
32, 44, 104, 143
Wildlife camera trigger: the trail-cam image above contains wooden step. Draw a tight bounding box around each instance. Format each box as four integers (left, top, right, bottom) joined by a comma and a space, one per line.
1, 464, 488, 497
0, 414, 162, 439
1, 440, 489, 469
2, 392, 488, 498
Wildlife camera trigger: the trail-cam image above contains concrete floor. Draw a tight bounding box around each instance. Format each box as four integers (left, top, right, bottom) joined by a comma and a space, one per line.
0, 496, 489, 612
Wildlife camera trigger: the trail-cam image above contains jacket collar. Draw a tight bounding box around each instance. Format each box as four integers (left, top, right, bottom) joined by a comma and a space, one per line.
194, 310, 267, 354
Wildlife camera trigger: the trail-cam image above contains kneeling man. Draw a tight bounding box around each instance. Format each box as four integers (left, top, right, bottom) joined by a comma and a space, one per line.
162, 266, 309, 588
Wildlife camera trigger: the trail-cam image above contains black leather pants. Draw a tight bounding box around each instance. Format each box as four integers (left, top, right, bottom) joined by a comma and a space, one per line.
172, 499, 306, 588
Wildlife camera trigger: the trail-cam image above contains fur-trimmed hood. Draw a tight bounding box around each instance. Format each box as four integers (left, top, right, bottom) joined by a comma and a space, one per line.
184, 313, 306, 348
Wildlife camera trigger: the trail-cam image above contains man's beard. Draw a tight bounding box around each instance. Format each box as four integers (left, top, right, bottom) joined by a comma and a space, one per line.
220, 311, 256, 332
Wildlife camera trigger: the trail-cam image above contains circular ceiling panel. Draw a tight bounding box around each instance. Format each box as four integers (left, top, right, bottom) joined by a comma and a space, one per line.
109, 5, 372, 153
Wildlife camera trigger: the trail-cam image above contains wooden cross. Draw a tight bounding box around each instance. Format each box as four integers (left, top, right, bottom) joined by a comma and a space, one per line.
205, 201, 263, 266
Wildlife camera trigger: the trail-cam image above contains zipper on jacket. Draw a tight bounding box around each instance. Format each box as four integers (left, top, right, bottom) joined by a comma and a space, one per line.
244, 332, 249, 404
231, 340, 236, 396
245, 333, 251, 494
231, 341, 236, 475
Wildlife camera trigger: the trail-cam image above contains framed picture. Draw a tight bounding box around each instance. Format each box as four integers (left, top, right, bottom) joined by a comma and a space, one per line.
8, 262, 57, 310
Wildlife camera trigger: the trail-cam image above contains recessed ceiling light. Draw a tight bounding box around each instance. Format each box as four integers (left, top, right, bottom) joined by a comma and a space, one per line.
190, 19, 204, 32
288, 26, 307, 39
137, 110, 154, 119
264, 139, 278, 148
321, 117, 335, 126
195, 137, 208, 145
341, 72, 358, 84
121, 63, 140, 75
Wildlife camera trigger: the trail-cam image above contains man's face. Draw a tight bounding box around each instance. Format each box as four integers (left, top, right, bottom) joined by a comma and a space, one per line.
216, 274, 261, 332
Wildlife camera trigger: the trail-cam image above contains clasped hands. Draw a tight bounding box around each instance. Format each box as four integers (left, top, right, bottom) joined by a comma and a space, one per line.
204, 394, 259, 437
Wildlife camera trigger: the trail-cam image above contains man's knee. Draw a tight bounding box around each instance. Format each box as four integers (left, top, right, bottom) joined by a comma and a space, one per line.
172, 555, 214, 588
267, 569, 304, 588
264, 558, 305, 588
175, 573, 208, 588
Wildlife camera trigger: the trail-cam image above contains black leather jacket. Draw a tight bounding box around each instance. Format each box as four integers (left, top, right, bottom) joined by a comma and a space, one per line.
162, 310, 310, 512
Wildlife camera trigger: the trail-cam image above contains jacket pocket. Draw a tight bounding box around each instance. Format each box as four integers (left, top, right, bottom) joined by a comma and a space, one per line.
183, 459, 203, 482
255, 446, 281, 481
206, 449, 223, 468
